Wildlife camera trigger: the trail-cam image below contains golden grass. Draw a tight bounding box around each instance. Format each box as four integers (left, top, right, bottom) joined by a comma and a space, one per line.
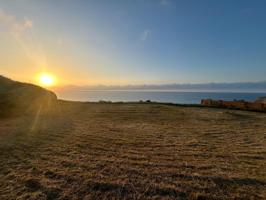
0, 101, 265, 199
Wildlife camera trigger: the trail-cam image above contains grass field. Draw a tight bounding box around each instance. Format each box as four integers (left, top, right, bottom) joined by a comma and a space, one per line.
0, 101, 265, 199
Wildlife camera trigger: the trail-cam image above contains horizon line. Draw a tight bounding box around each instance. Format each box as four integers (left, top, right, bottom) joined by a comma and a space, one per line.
53, 80, 266, 88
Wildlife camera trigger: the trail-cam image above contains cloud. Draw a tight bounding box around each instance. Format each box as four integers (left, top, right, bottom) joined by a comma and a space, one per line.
140, 29, 151, 41
0, 9, 33, 37
0, 9, 48, 69
160, 0, 171, 6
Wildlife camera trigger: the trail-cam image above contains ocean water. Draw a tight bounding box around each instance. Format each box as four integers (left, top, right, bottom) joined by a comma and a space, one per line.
55, 90, 266, 104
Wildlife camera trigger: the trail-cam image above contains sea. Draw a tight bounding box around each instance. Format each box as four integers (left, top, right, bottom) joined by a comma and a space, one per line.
54, 90, 266, 104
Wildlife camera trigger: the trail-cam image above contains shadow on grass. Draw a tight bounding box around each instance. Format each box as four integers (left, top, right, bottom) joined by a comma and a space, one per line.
158, 173, 266, 187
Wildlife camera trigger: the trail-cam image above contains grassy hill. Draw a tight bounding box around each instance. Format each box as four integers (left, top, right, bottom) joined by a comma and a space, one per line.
0, 75, 57, 116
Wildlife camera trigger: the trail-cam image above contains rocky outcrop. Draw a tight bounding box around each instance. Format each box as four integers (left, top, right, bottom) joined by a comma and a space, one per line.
201, 98, 266, 112
0, 75, 57, 116
255, 97, 266, 104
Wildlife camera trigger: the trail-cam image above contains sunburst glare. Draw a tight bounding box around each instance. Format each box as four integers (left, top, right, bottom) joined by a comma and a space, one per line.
37, 73, 56, 87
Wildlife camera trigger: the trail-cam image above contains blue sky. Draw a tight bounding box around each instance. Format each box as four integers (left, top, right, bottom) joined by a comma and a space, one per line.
0, 0, 266, 85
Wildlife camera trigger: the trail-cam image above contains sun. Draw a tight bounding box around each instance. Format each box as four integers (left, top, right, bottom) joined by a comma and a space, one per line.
37, 73, 56, 87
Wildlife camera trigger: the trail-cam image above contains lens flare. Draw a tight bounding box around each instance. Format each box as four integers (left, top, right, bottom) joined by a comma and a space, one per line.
38, 73, 56, 87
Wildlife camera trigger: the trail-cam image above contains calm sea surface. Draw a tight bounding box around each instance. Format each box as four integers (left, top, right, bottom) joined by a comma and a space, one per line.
55, 90, 266, 104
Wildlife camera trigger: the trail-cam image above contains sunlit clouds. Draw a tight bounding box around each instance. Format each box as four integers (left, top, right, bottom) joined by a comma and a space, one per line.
0, 8, 49, 79
0, 9, 33, 37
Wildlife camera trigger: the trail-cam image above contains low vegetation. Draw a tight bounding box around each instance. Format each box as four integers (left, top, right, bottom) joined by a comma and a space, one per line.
0, 100, 265, 199
0, 75, 57, 117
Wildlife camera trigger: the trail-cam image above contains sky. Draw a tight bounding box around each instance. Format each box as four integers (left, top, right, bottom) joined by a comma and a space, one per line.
0, 0, 266, 86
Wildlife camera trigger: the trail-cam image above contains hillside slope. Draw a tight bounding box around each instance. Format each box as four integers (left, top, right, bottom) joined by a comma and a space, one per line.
0, 75, 57, 116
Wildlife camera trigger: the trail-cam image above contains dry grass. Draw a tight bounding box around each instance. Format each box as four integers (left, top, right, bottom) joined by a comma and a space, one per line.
0, 101, 266, 199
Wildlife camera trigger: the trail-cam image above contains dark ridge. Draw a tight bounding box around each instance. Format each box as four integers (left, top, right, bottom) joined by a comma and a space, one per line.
0, 75, 57, 116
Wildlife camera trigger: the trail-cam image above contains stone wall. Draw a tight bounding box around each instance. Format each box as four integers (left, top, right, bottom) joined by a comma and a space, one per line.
201, 99, 266, 112
255, 97, 266, 104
